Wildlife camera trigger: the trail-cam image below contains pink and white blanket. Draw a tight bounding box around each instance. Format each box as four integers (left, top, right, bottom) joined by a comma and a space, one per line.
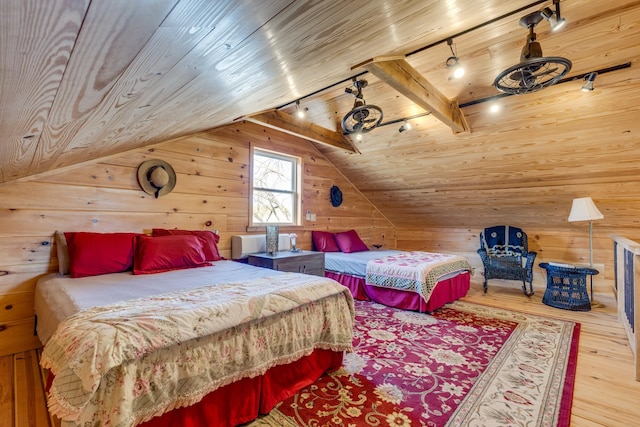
366, 251, 473, 302
41, 274, 354, 427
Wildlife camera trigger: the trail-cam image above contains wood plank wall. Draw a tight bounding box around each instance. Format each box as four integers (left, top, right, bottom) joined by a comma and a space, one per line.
0, 120, 396, 357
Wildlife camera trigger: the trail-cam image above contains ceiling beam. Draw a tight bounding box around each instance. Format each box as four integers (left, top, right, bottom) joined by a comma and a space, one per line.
242, 110, 358, 153
355, 57, 471, 134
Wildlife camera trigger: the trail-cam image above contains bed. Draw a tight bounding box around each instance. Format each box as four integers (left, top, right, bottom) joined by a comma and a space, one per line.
36, 230, 354, 427
313, 230, 472, 313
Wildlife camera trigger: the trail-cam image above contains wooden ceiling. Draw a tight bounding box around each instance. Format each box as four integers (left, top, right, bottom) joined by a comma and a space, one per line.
1, 0, 639, 229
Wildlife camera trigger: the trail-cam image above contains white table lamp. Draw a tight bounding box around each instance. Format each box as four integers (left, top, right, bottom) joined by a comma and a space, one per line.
568, 197, 604, 306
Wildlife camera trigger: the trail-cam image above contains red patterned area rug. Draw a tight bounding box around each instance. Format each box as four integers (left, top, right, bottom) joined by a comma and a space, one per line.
249, 300, 579, 427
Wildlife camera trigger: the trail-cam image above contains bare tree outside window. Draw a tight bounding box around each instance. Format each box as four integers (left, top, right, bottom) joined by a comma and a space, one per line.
252, 149, 299, 224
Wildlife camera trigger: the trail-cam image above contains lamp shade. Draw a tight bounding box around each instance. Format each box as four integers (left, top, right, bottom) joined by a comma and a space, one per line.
568, 197, 604, 222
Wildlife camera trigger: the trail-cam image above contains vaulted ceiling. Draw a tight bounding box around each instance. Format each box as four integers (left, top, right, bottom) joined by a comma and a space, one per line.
1, 0, 639, 228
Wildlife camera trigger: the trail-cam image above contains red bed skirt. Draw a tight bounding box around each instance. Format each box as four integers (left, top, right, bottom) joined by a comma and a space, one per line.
326, 270, 470, 312
47, 348, 343, 427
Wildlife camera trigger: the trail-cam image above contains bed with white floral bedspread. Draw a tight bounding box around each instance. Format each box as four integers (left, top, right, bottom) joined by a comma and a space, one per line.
366, 251, 473, 302
36, 262, 354, 427
325, 250, 473, 312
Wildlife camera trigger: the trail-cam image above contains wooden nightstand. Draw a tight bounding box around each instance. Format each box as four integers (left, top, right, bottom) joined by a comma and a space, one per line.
247, 251, 325, 277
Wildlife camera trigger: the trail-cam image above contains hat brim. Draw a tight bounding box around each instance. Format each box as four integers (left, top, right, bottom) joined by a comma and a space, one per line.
137, 159, 177, 198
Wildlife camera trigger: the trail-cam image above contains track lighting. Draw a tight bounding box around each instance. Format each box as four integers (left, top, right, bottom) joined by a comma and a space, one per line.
445, 38, 465, 79
541, 0, 566, 31
398, 121, 412, 133
582, 72, 597, 92
540, 8, 554, 21
295, 100, 306, 118
552, 0, 566, 30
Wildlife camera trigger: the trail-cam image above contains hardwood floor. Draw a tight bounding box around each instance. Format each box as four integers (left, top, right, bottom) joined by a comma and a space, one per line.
2, 277, 639, 426
0, 349, 52, 427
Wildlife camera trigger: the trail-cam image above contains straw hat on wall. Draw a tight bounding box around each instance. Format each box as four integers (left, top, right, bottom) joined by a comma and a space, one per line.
137, 159, 176, 198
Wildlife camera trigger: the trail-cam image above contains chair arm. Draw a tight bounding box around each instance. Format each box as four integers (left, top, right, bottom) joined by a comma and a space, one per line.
525, 251, 537, 270
477, 248, 489, 264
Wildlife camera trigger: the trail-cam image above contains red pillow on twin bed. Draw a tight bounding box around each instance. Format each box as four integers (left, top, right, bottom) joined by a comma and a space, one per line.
134, 235, 211, 275
64, 232, 140, 278
152, 228, 223, 261
334, 229, 369, 253
312, 231, 341, 252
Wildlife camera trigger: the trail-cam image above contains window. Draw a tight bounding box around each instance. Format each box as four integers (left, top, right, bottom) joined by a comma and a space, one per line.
251, 148, 301, 226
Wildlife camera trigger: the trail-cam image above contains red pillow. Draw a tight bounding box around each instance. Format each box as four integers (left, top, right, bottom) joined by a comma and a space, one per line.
64, 232, 140, 278
334, 229, 369, 253
134, 235, 210, 275
152, 229, 223, 261
312, 231, 340, 252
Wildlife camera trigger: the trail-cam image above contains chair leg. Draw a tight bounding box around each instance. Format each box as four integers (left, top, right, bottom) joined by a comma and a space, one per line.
483, 276, 488, 293
521, 280, 534, 297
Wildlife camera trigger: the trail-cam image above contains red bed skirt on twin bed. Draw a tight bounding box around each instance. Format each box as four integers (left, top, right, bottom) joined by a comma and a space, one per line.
325, 270, 471, 313
47, 348, 343, 427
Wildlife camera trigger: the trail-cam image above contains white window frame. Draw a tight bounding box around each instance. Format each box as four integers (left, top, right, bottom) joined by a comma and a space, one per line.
250, 146, 302, 227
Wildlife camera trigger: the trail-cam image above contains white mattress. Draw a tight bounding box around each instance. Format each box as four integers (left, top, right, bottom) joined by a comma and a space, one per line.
34, 260, 283, 346
324, 250, 404, 277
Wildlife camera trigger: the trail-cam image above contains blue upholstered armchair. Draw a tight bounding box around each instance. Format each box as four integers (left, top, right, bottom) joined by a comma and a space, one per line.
477, 226, 537, 296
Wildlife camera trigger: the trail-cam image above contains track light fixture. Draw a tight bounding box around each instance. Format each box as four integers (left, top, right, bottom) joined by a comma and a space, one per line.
295, 100, 306, 118
445, 38, 465, 79
552, 0, 566, 31
398, 120, 412, 133
541, 0, 566, 31
582, 72, 597, 92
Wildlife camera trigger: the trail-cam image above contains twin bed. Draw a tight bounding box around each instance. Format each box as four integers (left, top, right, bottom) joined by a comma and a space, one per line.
313, 230, 473, 313
324, 250, 472, 313
36, 229, 472, 427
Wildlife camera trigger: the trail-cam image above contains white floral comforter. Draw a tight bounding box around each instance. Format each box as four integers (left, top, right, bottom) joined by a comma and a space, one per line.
366, 251, 473, 302
40, 273, 354, 427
